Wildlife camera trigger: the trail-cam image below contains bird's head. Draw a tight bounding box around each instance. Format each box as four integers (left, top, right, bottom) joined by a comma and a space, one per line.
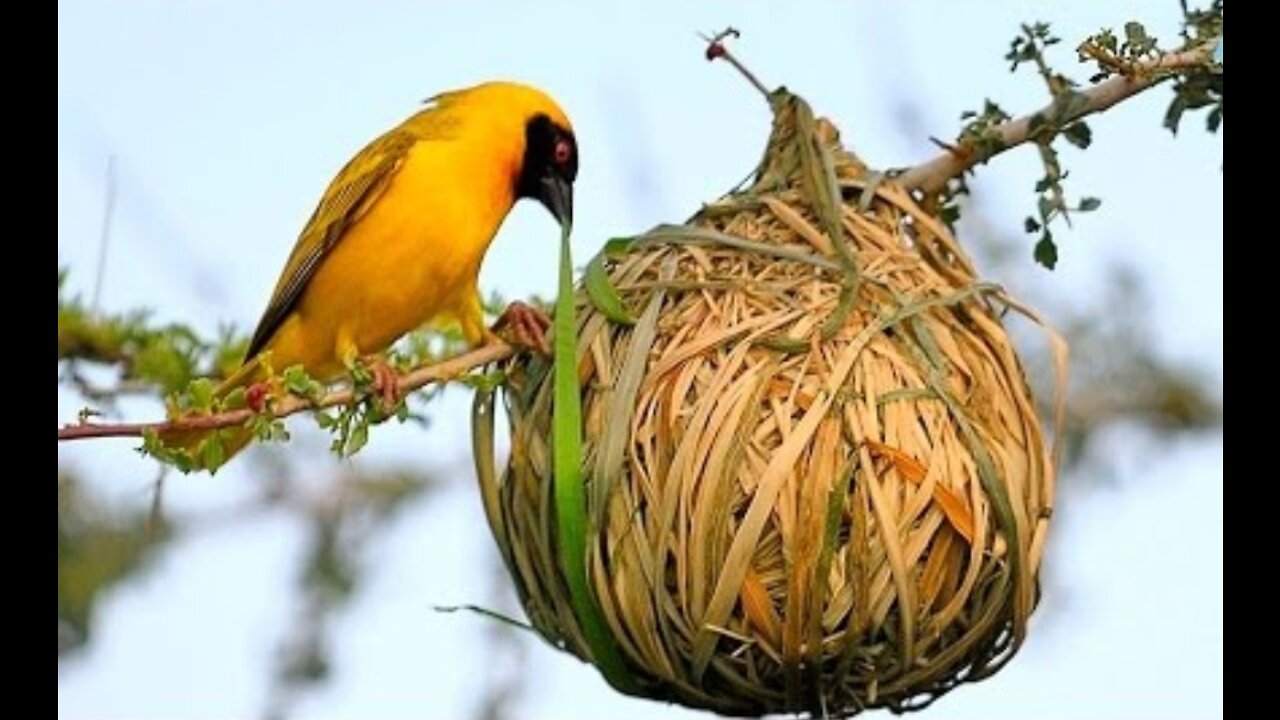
515, 112, 577, 232
431, 81, 577, 231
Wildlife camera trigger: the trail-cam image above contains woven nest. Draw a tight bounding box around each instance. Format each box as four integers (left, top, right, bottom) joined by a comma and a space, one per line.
472, 91, 1065, 717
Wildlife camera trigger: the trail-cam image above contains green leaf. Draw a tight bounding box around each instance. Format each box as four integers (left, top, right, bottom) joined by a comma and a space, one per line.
248, 415, 281, 441
283, 365, 313, 394
602, 236, 636, 258
1079, 197, 1102, 212
346, 421, 368, 456
140, 429, 195, 473
222, 387, 247, 410
347, 360, 373, 388
187, 379, 216, 412
1207, 105, 1222, 133
199, 435, 226, 473
1164, 95, 1188, 135
1124, 21, 1149, 48
551, 223, 635, 693
1096, 28, 1118, 53
1024, 216, 1041, 233
1034, 233, 1059, 270
1062, 122, 1092, 149
458, 370, 507, 393
1037, 195, 1055, 221
583, 254, 636, 325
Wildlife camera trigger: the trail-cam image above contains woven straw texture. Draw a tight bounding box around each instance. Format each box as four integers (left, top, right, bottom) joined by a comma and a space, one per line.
472, 91, 1065, 717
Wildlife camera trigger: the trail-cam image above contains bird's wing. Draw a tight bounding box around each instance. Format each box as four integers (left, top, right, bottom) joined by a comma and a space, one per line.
245, 127, 418, 359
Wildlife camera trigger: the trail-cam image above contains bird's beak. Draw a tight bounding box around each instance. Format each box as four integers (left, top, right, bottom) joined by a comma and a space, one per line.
538, 173, 574, 232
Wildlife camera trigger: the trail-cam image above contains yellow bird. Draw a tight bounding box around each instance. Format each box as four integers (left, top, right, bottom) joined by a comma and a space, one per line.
168, 80, 577, 466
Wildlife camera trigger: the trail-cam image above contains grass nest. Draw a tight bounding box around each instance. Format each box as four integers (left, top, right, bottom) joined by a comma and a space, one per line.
472, 89, 1066, 717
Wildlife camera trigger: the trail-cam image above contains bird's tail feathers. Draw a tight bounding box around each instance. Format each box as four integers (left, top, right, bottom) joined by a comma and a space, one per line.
156, 354, 271, 472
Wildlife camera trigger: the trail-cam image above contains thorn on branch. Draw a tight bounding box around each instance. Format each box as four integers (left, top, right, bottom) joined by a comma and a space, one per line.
928, 136, 970, 160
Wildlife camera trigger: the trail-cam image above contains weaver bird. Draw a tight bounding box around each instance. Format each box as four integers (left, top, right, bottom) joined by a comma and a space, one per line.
167, 80, 577, 467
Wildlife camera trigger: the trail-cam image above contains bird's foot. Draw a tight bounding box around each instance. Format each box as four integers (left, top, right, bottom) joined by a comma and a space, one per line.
350, 355, 401, 414
491, 300, 552, 355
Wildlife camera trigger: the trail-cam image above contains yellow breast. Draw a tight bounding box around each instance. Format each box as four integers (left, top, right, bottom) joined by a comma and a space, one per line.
265, 138, 516, 378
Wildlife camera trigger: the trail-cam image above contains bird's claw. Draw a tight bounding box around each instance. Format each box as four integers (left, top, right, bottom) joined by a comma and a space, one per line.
351, 355, 401, 414
492, 301, 552, 356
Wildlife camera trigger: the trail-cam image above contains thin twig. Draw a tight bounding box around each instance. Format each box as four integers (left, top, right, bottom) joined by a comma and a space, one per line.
700, 28, 772, 101
57, 342, 516, 441
64, 370, 155, 405
91, 155, 117, 319
898, 41, 1218, 194
146, 464, 168, 542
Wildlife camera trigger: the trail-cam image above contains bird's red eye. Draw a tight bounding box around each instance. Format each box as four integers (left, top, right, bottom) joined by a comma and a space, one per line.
553, 139, 572, 166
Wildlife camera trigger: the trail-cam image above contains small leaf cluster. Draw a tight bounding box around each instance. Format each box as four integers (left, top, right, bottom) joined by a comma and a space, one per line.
1079, 2, 1222, 135
957, 100, 1012, 165
1009, 23, 1104, 269
938, 3, 1221, 270
63, 265, 517, 468
58, 268, 247, 396
1166, 0, 1223, 135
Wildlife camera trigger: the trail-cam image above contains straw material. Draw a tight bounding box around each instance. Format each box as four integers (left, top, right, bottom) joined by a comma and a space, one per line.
472, 91, 1066, 717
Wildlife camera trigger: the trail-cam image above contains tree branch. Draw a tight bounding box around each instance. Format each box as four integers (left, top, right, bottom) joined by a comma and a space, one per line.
898, 41, 1219, 194
58, 342, 516, 442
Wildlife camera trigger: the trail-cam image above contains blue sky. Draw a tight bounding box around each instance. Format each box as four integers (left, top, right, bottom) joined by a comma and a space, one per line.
59, 2, 1222, 718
